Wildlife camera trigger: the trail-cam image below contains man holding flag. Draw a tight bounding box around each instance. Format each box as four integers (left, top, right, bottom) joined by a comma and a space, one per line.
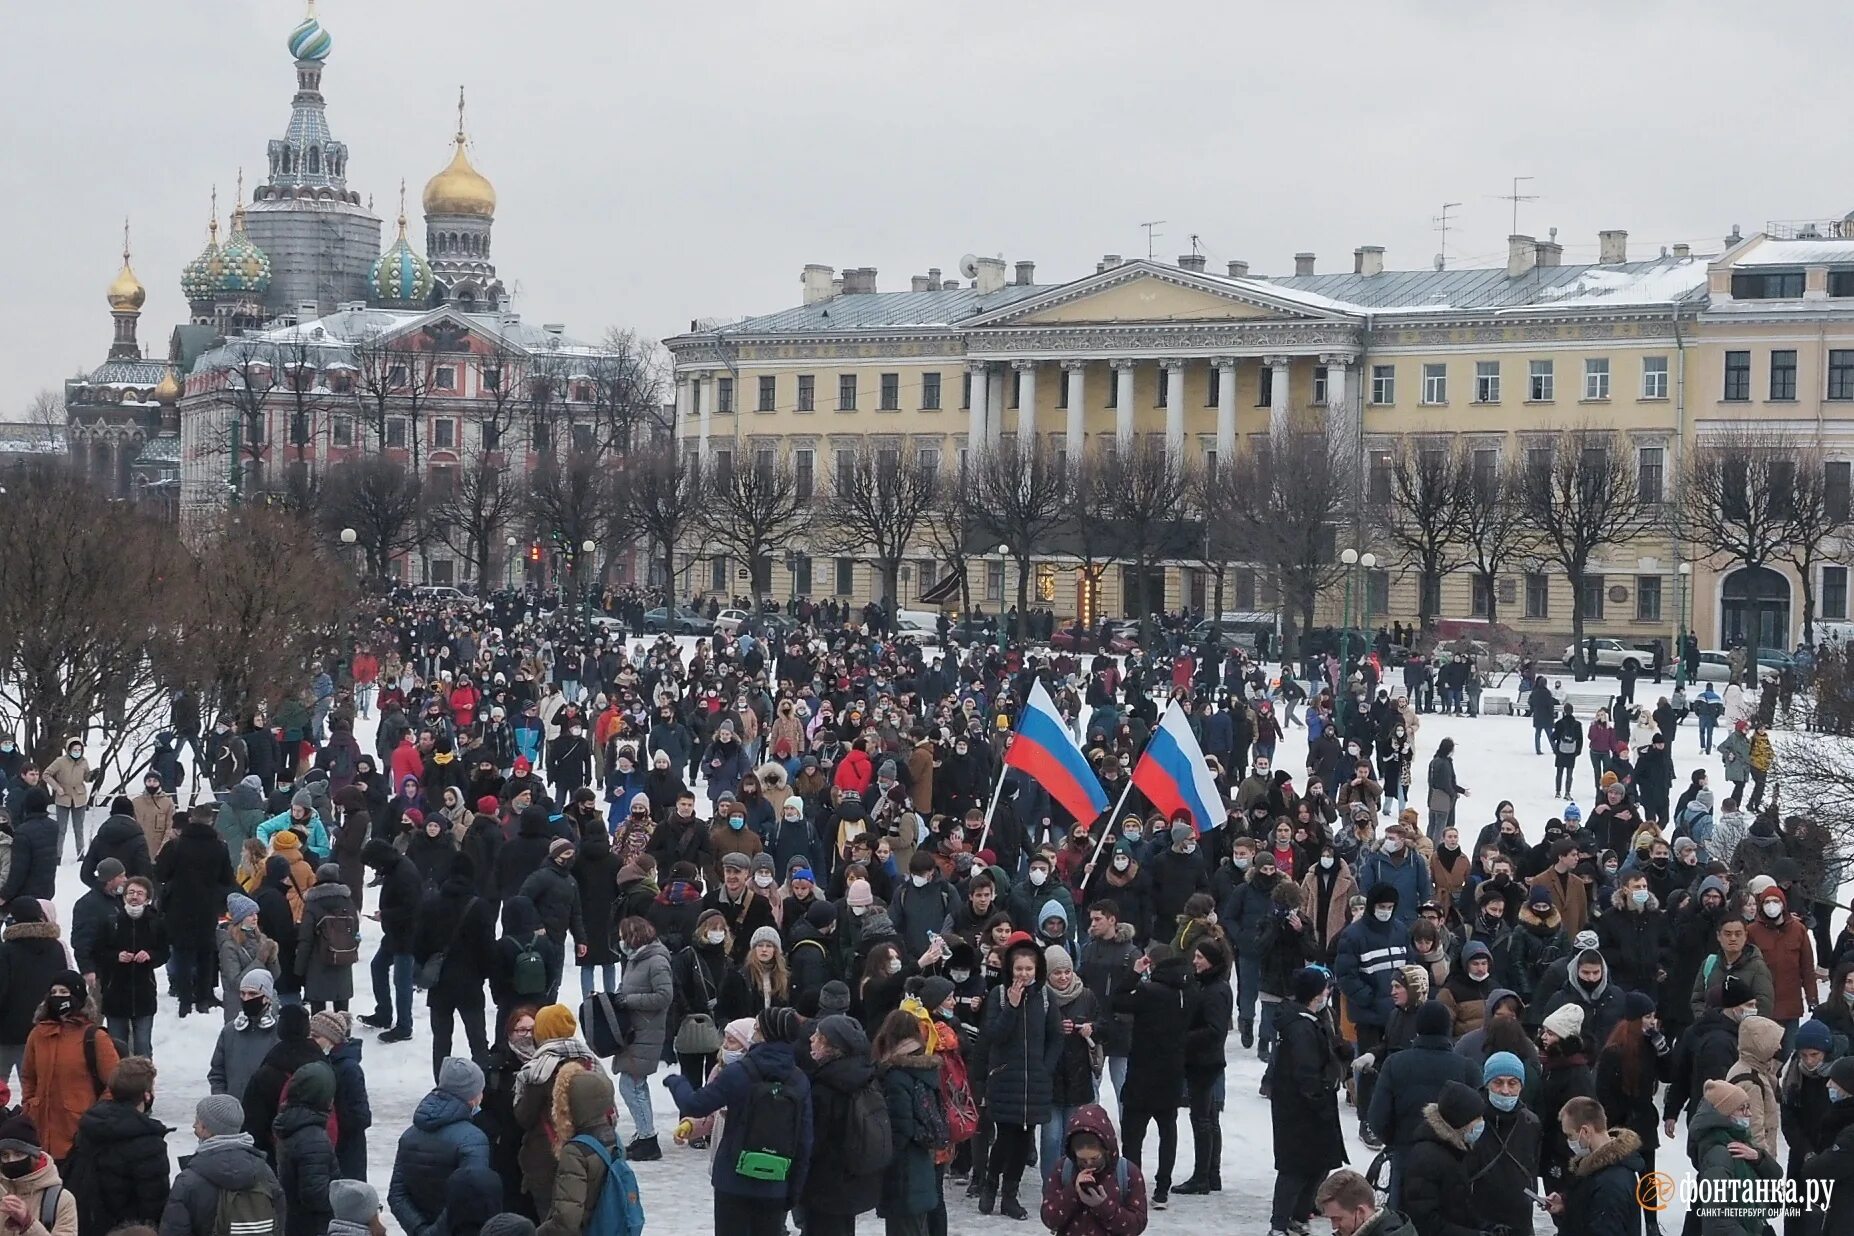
995, 679, 1112, 852
1129, 698, 1223, 939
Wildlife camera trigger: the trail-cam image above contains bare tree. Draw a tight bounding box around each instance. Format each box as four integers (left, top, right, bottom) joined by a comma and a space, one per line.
524, 352, 573, 459
1226, 422, 1355, 657
320, 456, 425, 581
23, 389, 63, 433
427, 457, 520, 587
216, 340, 279, 502
526, 449, 619, 600
968, 439, 1069, 639
921, 462, 982, 617
1770, 644, 1854, 867
1775, 439, 1850, 647
619, 442, 704, 596
1099, 438, 1195, 640
1063, 449, 1120, 627
1524, 426, 1662, 679
351, 332, 440, 466
817, 442, 940, 607
586, 328, 670, 458
1457, 451, 1538, 629
1679, 428, 1799, 682
696, 449, 809, 599
1374, 436, 1470, 630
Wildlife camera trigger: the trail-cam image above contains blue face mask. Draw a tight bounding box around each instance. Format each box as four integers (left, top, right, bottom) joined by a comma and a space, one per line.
1463, 1120, 1485, 1145
1630, 889, 1651, 908
1830, 1083, 1848, 1103
1487, 1091, 1519, 1112
728, 816, 745, 830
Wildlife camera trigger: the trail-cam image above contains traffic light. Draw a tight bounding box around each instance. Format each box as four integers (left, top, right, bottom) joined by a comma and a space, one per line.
528, 542, 542, 563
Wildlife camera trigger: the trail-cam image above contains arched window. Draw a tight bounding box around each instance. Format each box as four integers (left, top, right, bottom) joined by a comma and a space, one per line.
1721, 567, 1793, 654
308, 146, 321, 174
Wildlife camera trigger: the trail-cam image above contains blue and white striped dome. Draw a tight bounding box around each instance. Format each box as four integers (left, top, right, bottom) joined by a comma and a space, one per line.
288, 10, 332, 62
371, 217, 433, 307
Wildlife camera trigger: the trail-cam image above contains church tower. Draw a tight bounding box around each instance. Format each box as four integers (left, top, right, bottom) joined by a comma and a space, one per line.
423, 87, 506, 309
105, 220, 146, 360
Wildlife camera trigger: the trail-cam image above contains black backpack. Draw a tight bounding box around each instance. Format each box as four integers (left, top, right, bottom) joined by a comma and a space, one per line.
734, 1056, 804, 1183
317, 906, 361, 967
837, 1079, 894, 1176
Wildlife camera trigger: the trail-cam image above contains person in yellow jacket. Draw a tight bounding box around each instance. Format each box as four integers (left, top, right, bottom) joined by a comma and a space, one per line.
41, 739, 90, 863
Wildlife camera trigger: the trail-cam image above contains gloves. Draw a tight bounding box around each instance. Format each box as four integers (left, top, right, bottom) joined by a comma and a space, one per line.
1352, 1052, 1376, 1074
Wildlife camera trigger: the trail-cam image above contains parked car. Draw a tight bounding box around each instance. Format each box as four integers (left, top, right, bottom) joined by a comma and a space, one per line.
642, 606, 716, 634
1559, 637, 1644, 674
1050, 621, 1138, 654
412, 585, 467, 602
944, 614, 1000, 646
1690, 649, 1794, 684
713, 608, 752, 635
1187, 612, 1279, 649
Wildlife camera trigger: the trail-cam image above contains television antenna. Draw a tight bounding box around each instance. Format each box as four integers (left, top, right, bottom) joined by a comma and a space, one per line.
1491, 176, 1538, 235
1139, 220, 1166, 260
1433, 202, 1463, 270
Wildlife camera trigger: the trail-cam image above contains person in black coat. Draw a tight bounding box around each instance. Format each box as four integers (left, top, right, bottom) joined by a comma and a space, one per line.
242, 1004, 327, 1163
66, 1056, 171, 1235
254, 856, 301, 997
274, 1062, 338, 1236
1547, 1096, 1646, 1236
79, 801, 152, 891
0, 898, 66, 1084
487, 896, 564, 1037
518, 839, 586, 948
799, 1014, 884, 1232
1399, 1080, 1489, 1236
570, 828, 623, 992
362, 838, 422, 1040
243, 715, 281, 795
414, 863, 498, 1080
1111, 943, 1200, 1208
405, 815, 458, 891
96, 878, 169, 1055
980, 931, 1066, 1218
156, 804, 236, 1015
1177, 937, 1234, 1195
1265, 968, 1350, 1233
0, 787, 57, 909
459, 809, 503, 901
788, 901, 843, 1014
1364, 1000, 1482, 1200
495, 806, 556, 902
1799, 1120, 1854, 1236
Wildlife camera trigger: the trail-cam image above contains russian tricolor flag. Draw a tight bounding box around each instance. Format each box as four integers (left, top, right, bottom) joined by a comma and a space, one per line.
1131, 699, 1226, 833
1003, 680, 1111, 826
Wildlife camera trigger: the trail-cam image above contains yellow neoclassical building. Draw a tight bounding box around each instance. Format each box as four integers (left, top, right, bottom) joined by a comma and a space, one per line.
664, 224, 1854, 653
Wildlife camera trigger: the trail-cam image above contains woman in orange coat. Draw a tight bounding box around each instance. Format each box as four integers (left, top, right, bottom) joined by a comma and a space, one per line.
21, 971, 118, 1163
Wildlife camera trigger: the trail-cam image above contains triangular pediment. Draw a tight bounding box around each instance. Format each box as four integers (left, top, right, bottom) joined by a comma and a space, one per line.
964, 259, 1359, 329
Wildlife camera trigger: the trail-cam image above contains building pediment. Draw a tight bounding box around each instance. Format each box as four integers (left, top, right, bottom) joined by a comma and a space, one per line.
964, 260, 1361, 329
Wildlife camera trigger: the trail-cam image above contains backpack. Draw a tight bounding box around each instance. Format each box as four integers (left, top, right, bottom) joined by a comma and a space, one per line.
937, 1046, 979, 1146
512, 935, 549, 996
837, 1079, 894, 1176
581, 992, 633, 1057
734, 1056, 804, 1183
316, 906, 361, 967
212, 1182, 281, 1236
568, 1134, 645, 1236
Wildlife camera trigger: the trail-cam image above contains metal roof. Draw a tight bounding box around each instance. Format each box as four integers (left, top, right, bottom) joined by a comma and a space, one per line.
720, 283, 1048, 335
1263, 257, 1710, 314
80, 358, 169, 387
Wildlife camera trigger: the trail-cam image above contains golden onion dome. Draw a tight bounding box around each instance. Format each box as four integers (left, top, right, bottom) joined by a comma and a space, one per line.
153, 366, 183, 404
107, 221, 145, 314
422, 87, 496, 218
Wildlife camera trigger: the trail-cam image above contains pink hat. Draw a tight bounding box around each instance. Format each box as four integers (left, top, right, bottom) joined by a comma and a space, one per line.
846, 878, 874, 908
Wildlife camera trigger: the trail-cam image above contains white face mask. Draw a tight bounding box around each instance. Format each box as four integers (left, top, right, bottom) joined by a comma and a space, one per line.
753, 873, 774, 888
1112, 855, 1130, 871
850, 905, 867, 917
910, 873, 929, 888
722, 1048, 744, 1065
1374, 906, 1394, 922
1762, 900, 1783, 919
124, 902, 146, 919
704, 931, 726, 946
1029, 869, 1048, 887
949, 968, 971, 983
887, 958, 902, 975
1319, 855, 1335, 870
1383, 838, 1404, 854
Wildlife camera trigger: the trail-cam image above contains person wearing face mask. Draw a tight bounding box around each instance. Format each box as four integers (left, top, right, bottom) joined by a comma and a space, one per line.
0, 1113, 78, 1236
670, 911, 751, 1087
1745, 884, 1818, 1045
1142, 822, 1208, 945
1090, 838, 1154, 945
63, 1052, 168, 1236
1395, 1080, 1488, 1236
1299, 843, 1358, 960
1262, 966, 1346, 1229
1333, 885, 1411, 1148
706, 802, 765, 881
207, 968, 281, 1103
1779, 1018, 1841, 1188
1684, 1080, 1785, 1232
889, 850, 964, 963
702, 853, 777, 964
387, 1056, 493, 1236
1539, 1095, 1645, 1236
1008, 851, 1076, 938
1665, 973, 1763, 1139
1357, 823, 1432, 929
42, 737, 92, 864
21, 970, 119, 1163
95, 875, 166, 1058
1463, 1050, 1542, 1236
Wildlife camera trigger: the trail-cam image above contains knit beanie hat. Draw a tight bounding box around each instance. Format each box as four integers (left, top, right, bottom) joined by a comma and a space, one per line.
1720, 974, 1757, 1011
846, 878, 874, 908
533, 1004, 577, 1042
226, 893, 259, 923
94, 858, 126, 884
817, 981, 852, 1015
309, 1010, 350, 1045
1527, 884, 1556, 910
815, 1014, 868, 1056
1796, 1019, 1834, 1054
238, 967, 277, 1000
749, 926, 782, 951
1044, 945, 1074, 974
315, 863, 342, 885
1704, 1078, 1752, 1116
194, 1094, 245, 1139
1290, 966, 1329, 1005
1621, 990, 1657, 1021
757, 1005, 801, 1044
1541, 1003, 1585, 1041
479, 1216, 537, 1236
805, 901, 838, 930
917, 975, 956, 1011
1829, 1057, 1854, 1092
1482, 1051, 1525, 1086
547, 837, 575, 861
438, 1057, 486, 1101
1436, 1079, 1486, 1130
751, 852, 776, 875
329, 1181, 380, 1225
1413, 1000, 1452, 1038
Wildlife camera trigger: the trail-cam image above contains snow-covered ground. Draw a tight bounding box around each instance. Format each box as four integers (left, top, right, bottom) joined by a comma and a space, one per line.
46, 662, 1747, 1233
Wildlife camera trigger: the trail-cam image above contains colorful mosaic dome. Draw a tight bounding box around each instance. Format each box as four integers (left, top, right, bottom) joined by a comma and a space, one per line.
181, 212, 224, 303
215, 207, 273, 295
288, 5, 332, 62
371, 203, 433, 307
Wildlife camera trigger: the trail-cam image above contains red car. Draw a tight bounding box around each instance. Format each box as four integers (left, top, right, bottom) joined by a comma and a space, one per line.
1049, 622, 1138, 654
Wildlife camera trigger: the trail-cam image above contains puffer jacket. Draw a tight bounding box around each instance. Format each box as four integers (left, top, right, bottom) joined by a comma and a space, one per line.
0, 1154, 76, 1236
79, 813, 151, 891
294, 882, 358, 1005
275, 1099, 336, 1236
159, 1133, 283, 1236
609, 938, 673, 1078
0, 917, 69, 1047
388, 1089, 492, 1236
68, 1096, 172, 1235
535, 1070, 621, 1236
1399, 1103, 1483, 1236
878, 1050, 942, 1219
800, 1050, 884, 1219
1038, 1103, 1149, 1236
984, 936, 1068, 1125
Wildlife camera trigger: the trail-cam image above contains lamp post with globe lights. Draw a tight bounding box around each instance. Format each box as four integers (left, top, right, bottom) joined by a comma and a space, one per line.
581, 539, 597, 627
1676, 561, 1693, 688
1339, 547, 1378, 684
506, 534, 518, 590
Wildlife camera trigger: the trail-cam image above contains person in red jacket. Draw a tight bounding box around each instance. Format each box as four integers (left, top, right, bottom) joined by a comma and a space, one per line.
833, 739, 874, 797
390, 733, 424, 790
1039, 1103, 1149, 1235
1747, 883, 1818, 1032
350, 649, 380, 720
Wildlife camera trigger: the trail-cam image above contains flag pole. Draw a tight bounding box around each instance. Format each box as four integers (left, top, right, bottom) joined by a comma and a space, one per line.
1081, 777, 1136, 885
974, 763, 1009, 854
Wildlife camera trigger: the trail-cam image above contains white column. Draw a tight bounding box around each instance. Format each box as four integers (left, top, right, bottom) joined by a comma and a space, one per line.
1013, 359, 1038, 444
1113, 359, 1136, 449
1267, 355, 1291, 436
693, 375, 710, 469
986, 368, 1006, 447
968, 361, 989, 448
1164, 359, 1187, 458
1062, 360, 1087, 461
674, 375, 691, 444
1215, 358, 1237, 462
1322, 353, 1352, 441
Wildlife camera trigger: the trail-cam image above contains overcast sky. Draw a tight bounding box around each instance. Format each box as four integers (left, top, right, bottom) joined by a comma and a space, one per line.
6, 0, 1847, 406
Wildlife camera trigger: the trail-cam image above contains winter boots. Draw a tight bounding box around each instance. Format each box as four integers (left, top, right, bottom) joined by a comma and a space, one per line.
625, 1135, 662, 1162
1175, 1111, 1224, 1194
1239, 1017, 1255, 1049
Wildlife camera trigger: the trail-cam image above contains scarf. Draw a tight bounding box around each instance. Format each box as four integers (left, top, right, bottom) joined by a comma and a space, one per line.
1048, 972, 1089, 1007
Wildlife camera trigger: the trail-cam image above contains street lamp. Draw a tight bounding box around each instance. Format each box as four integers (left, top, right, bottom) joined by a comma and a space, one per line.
1339, 548, 1377, 690
505, 534, 518, 590
1676, 561, 1693, 688
582, 539, 597, 627
997, 542, 1013, 648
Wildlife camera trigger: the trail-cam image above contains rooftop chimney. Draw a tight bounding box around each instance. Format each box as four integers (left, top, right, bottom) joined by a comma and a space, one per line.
1014, 260, 1036, 286
1598, 230, 1628, 264
942, 278, 960, 290
802, 263, 835, 305
1178, 253, 1207, 273
973, 256, 1008, 294
1725, 224, 1744, 249
1294, 252, 1316, 276
926, 267, 942, 292
1672, 243, 1691, 260
1354, 245, 1385, 276
1506, 234, 1538, 278
840, 267, 877, 295
1534, 238, 1563, 268
910, 275, 930, 292
1226, 259, 1249, 278
831, 276, 844, 298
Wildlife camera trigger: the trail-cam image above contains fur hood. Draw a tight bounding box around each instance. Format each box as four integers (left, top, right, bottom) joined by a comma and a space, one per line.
1572, 1127, 1644, 1177
548, 1059, 592, 1149
3, 920, 61, 944
1611, 885, 1660, 913
1420, 1102, 1471, 1152
1519, 904, 1562, 932
881, 1049, 942, 1077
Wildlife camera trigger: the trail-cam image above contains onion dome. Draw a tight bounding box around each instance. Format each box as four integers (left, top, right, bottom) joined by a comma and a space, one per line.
287, 1, 332, 62
106, 220, 145, 314
153, 366, 183, 404
371, 184, 434, 307
216, 179, 273, 295
422, 87, 496, 219
180, 191, 225, 302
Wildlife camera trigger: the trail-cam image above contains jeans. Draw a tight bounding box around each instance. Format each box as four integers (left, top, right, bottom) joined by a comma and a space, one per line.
106, 1015, 154, 1059
429, 996, 488, 1079
356, 683, 376, 718
619, 1072, 656, 1139
1257, 997, 1280, 1056
579, 963, 617, 997
1103, 1055, 1128, 1108
1119, 1105, 1178, 1192
1698, 718, 1716, 753
55, 805, 87, 861
370, 950, 414, 1029
173, 945, 217, 1012
1041, 1104, 1087, 1170
1235, 954, 1261, 1029
1271, 1169, 1319, 1229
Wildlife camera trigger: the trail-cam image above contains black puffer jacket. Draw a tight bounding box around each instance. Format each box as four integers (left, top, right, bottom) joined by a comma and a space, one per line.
0, 917, 67, 1046
0, 799, 56, 906
519, 859, 585, 946
570, 832, 623, 965
1113, 951, 1200, 1112
1400, 1104, 1484, 1236
365, 839, 422, 954
79, 813, 152, 891
496, 807, 557, 901
799, 1050, 884, 1219
156, 816, 236, 949
69, 1096, 173, 1234
275, 1100, 336, 1236
414, 873, 498, 1005
159, 1132, 283, 1236
1184, 947, 1235, 1084
981, 935, 1066, 1126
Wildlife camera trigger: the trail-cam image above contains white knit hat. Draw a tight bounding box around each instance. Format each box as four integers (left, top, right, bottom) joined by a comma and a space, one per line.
1541, 1003, 1586, 1041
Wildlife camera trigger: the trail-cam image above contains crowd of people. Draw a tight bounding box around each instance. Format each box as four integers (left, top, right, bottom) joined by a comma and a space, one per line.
0, 589, 1846, 1236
